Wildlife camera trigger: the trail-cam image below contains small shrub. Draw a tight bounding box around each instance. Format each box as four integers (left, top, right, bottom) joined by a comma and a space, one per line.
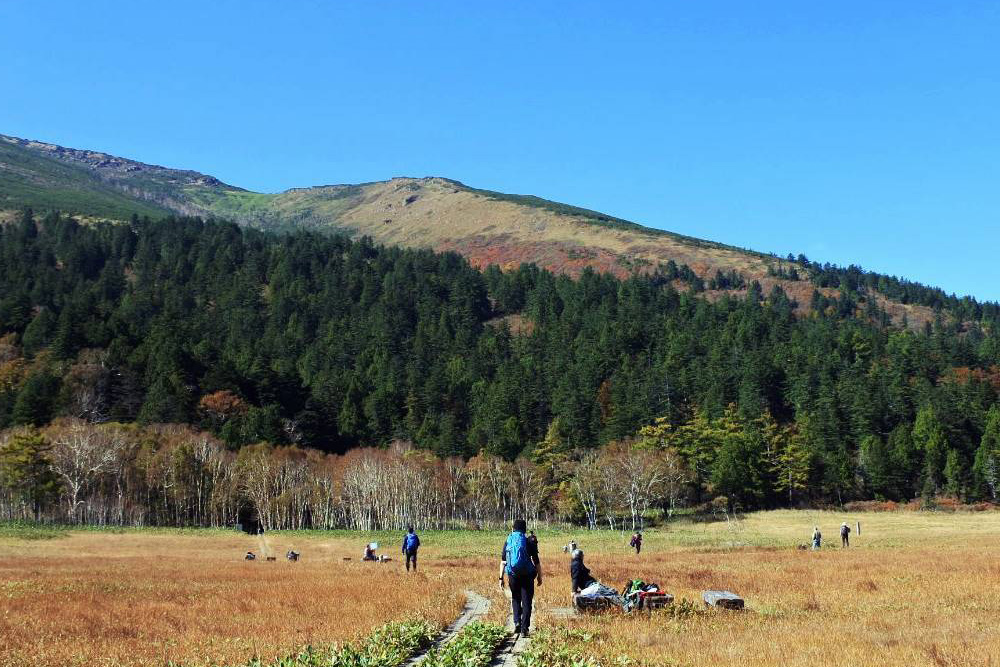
517, 627, 600, 667
184, 619, 439, 667
422, 621, 506, 667
0, 521, 70, 540
665, 597, 704, 619
843, 500, 899, 512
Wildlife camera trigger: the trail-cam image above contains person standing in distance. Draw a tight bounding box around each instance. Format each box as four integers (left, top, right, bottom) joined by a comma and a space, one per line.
500, 519, 542, 637
402, 525, 420, 572
630, 531, 643, 555
840, 522, 851, 548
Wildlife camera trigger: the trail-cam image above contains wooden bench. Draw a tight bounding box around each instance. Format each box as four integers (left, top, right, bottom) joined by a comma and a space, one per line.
574, 591, 674, 613
638, 591, 674, 610
702, 590, 744, 610
573, 594, 619, 613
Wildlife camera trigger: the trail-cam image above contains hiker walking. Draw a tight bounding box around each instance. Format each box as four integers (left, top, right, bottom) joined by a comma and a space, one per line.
402, 525, 420, 572
499, 519, 542, 637
811, 526, 822, 550
840, 522, 851, 547
630, 531, 642, 554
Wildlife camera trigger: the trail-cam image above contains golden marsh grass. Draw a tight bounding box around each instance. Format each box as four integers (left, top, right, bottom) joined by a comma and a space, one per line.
2, 511, 999, 666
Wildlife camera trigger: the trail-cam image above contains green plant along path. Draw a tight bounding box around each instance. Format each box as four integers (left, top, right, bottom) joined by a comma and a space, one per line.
178, 619, 439, 667
420, 622, 508, 667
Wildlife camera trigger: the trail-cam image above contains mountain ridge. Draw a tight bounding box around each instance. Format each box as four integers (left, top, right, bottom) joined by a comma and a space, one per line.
0, 132, 989, 329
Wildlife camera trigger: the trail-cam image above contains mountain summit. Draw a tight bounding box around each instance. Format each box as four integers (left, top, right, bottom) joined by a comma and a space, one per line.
0, 133, 975, 328
1, 132, 757, 276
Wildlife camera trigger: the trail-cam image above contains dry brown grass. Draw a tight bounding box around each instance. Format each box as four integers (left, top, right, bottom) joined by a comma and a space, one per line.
4, 511, 1000, 666
524, 511, 1000, 666
0, 531, 464, 667
543, 546, 1000, 666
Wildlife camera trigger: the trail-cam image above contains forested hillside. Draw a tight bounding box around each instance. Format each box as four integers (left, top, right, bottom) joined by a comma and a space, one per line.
1, 210, 999, 524
8, 132, 999, 335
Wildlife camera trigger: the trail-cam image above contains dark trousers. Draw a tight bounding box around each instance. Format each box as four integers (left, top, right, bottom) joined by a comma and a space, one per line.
841, 534, 849, 547
509, 575, 535, 632
634, 544, 641, 554
406, 550, 417, 571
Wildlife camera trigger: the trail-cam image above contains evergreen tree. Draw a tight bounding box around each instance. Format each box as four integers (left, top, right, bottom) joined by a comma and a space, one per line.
772, 430, 811, 506
972, 405, 1000, 500
21, 309, 56, 357
0, 212, 998, 506
913, 406, 948, 496
711, 430, 767, 510
859, 434, 893, 499
0, 429, 59, 517
11, 372, 60, 426
943, 448, 969, 499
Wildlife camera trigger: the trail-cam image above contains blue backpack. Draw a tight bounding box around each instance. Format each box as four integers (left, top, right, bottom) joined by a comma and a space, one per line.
404, 533, 420, 552
505, 531, 536, 578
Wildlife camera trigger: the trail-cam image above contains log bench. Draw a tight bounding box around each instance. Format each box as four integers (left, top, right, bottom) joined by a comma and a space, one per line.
702, 590, 744, 610
573, 591, 674, 613
638, 591, 674, 610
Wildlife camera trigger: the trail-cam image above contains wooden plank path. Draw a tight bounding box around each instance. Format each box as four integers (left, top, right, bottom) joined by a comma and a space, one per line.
489, 632, 528, 667
487, 589, 532, 667
403, 590, 491, 665
404, 589, 534, 667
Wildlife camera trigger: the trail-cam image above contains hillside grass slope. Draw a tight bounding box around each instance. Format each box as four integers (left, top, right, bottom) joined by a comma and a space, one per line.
0, 133, 979, 329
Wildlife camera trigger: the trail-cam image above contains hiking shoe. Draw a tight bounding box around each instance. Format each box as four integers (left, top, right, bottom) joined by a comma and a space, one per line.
520, 629, 530, 638
513, 625, 521, 635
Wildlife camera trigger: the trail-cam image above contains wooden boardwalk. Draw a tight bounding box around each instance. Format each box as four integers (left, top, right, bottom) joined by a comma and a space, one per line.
405, 589, 536, 666
404, 590, 491, 665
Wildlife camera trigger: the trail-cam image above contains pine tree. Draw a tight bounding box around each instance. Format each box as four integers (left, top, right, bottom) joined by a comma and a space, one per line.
11, 372, 60, 426
913, 406, 948, 496
972, 405, 1000, 500
531, 417, 571, 482
0, 429, 59, 517
859, 434, 893, 499
21, 309, 56, 357
943, 448, 968, 499
711, 430, 766, 510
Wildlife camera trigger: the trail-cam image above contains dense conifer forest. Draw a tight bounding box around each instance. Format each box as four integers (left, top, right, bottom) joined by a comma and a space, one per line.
1, 210, 999, 525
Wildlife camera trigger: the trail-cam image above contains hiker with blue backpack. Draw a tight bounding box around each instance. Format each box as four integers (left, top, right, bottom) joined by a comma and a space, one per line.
402, 525, 420, 572
499, 519, 542, 637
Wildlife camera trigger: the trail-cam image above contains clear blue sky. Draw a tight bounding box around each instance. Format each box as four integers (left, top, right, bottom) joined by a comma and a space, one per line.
2, 1, 998, 301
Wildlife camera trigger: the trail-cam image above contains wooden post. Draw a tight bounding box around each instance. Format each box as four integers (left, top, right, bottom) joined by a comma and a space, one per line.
857, 521, 861, 536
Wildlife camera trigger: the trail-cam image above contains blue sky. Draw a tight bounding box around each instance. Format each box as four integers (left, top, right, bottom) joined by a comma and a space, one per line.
2, 1, 998, 300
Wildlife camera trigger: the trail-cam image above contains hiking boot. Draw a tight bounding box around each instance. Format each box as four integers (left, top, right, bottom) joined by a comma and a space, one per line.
513, 625, 521, 635
520, 628, 530, 638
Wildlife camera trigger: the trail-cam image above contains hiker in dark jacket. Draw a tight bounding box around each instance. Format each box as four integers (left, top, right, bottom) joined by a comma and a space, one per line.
402, 525, 420, 572
570, 549, 596, 593
499, 519, 542, 637
630, 532, 643, 554
840, 522, 851, 547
